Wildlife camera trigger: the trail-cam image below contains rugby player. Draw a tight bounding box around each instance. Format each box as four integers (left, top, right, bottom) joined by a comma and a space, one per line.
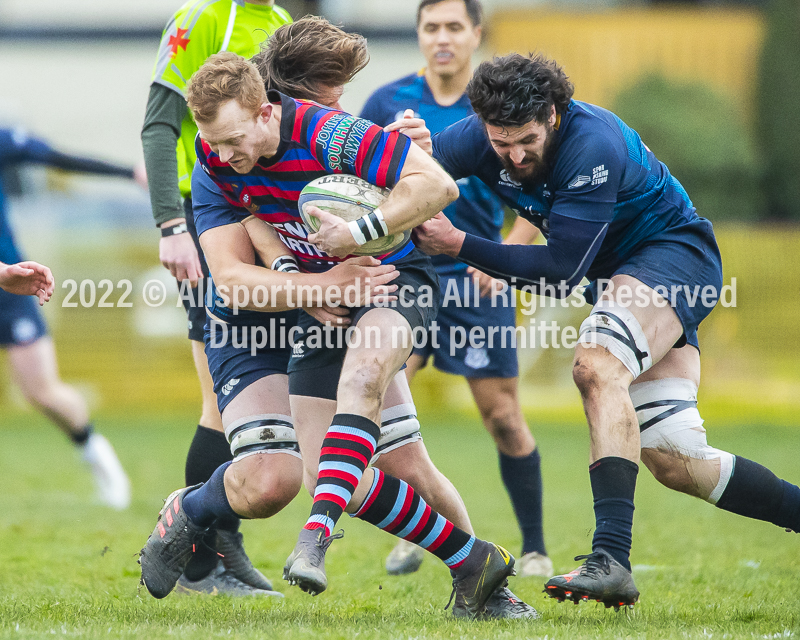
141, 0, 292, 594
139, 51, 525, 619
0, 126, 132, 509
360, 0, 551, 579
413, 52, 800, 607
0, 260, 53, 303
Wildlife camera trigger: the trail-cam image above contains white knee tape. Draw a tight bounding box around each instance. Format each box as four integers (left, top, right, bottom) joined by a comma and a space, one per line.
579, 300, 652, 378
224, 413, 299, 462
373, 402, 421, 461
631, 378, 733, 504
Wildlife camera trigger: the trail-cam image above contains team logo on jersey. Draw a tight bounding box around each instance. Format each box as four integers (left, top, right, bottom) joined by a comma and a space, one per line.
242, 193, 251, 205
464, 347, 490, 369
498, 170, 521, 188
292, 342, 305, 358
168, 27, 190, 58
222, 378, 240, 396
592, 165, 608, 186
568, 175, 591, 189
316, 113, 370, 172
12, 318, 37, 344
201, 163, 210, 174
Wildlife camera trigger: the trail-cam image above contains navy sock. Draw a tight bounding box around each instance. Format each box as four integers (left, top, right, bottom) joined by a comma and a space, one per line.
590, 456, 638, 571
716, 456, 800, 531
185, 425, 233, 486
182, 461, 238, 527
70, 423, 93, 446
499, 448, 546, 555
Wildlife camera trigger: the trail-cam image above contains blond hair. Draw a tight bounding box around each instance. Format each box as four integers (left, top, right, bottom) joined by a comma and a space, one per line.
252, 16, 369, 101
187, 51, 267, 124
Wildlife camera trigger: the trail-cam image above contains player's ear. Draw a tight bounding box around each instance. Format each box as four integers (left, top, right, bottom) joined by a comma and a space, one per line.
549, 104, 556, 127
473, 24, 482, 45
258, 102, 273, 122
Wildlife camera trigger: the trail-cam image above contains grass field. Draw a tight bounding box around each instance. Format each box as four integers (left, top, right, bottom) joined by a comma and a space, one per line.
0, 410, 798, 639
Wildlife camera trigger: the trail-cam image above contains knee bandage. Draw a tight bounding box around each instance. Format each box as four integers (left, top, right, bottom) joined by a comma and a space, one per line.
579, 300, 652, 378
631, 378, 733, 503
224, 413, 300, 462
372, 403, 422, 462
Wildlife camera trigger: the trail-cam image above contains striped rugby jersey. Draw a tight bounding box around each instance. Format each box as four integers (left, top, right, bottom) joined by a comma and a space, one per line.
196, 91, 413, 273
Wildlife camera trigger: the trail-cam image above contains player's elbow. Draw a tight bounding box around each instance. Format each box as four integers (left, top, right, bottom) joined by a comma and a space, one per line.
442, 173, 459, 206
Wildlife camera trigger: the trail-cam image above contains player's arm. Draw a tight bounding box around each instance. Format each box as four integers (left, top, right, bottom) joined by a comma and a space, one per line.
307, 127, 458, 257
468, 216, 541, 297
141, 84, 203, 285
0, 260, 54, 305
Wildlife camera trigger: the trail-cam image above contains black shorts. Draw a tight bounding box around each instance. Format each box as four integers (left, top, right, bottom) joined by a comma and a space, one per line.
180, 196, 210, 343
288, 248, 439, 400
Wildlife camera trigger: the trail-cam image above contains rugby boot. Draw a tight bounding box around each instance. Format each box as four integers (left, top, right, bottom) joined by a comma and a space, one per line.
216, 528, 274, 591
81, 433, 131, 510
139, 485, 208, 599
544, 549, 640, 609
447, 540, 516, 619
481, 585, 540, 620
518, 551, 554, 578
283, 528, 344, 596
175, 562, 284, 598
385, 539, 425, 575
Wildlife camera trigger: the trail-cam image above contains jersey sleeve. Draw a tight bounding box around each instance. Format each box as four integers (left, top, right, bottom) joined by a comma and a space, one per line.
151, 7, 219, 97
303, 108, 412, 188
432, 115, 491, 182
549, 125, 625, 223
192, 161, 249, 237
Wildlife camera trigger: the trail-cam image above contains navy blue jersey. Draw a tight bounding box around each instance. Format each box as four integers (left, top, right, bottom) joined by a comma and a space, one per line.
0, 127, 133, 263
432, 100, 698, 285
361, 72, 505, 276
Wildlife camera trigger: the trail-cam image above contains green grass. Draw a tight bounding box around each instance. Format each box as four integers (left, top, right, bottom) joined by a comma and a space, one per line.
0, 411, 798, 639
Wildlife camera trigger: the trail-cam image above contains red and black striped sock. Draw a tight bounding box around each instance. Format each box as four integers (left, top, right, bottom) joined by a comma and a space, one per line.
304, 414, 381, 536
353, 468, 476, 569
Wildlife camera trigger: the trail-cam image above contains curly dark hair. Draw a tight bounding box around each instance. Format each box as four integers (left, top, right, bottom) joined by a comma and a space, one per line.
467, 53, 574, 127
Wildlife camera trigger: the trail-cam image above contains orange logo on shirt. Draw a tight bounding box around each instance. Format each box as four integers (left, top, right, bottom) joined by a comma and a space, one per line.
168, 28, 190, 57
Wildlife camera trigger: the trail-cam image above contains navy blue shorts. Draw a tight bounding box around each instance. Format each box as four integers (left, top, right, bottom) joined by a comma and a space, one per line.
204, 312, 296, 414
585, 217, 722, 349
0, 286, 48, 347
413, 273, 518, 379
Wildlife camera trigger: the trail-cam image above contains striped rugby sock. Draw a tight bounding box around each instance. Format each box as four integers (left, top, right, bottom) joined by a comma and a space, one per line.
353, 468, 475, 569
304, 414, 381, 537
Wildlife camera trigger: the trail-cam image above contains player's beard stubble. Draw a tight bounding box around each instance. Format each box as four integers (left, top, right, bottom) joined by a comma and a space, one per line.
500, 124, 558, 187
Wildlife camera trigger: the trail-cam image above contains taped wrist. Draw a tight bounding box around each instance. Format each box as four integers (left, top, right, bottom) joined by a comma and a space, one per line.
348, 207, 388, 246
271, 255, 300, 273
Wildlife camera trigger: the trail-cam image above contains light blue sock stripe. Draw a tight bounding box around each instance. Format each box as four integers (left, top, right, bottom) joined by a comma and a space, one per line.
327, 425, 377, 450
444, 536, 475, 567
318, 460, 362, 478
395, 498, 427, 539
375, 480, 410, 530
352, 469, 382, 518
305, 514, 335, 533
313, 483, 353, 504
418, 514, 446, 549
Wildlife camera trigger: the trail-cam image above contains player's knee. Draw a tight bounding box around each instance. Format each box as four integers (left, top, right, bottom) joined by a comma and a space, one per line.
632, 378, 733, 503
572, 348, 629, 398
250, 471, 301, 518
481, 402, 525, 450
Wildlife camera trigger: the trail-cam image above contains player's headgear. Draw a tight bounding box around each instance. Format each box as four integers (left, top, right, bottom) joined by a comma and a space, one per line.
631, 378, 734, 504
224, 413, 300, 461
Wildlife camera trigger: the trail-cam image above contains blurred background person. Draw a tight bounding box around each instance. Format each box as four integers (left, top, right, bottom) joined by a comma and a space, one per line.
0, 125, 137, 509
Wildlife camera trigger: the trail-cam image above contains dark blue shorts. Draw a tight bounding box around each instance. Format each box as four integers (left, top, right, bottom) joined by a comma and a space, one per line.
413, 273, 518, 379
586, 217, 722, 349
0, 286, 48, 347
204, 311, 296, 414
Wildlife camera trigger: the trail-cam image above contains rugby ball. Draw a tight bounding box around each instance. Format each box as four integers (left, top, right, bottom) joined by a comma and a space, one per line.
298, 175, 411, 256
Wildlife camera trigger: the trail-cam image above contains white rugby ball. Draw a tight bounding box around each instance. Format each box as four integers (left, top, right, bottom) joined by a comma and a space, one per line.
298, 175, 411, 256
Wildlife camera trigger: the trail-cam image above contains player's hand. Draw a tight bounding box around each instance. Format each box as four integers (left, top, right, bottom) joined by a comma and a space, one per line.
324, 256, 399, 307
383, 109, 432, 155
0, 261, 54, 305
412, 212, 465, 258
159, 220, 203, 287
306, 206, 359, 258
467, 266, 505, 299
306, 304, 352, 326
